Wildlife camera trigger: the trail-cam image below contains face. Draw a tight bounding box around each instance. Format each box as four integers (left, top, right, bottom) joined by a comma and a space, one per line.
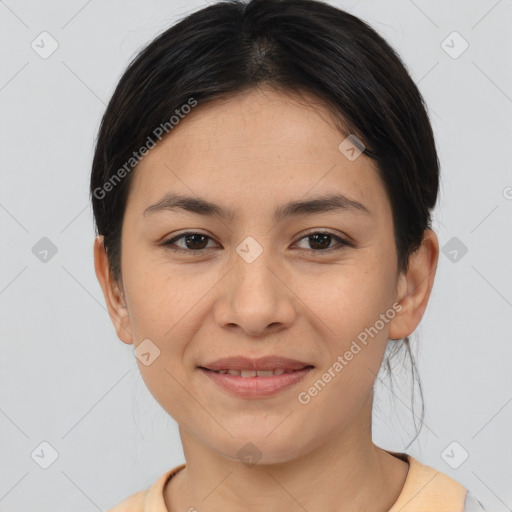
95, 87, 435, 464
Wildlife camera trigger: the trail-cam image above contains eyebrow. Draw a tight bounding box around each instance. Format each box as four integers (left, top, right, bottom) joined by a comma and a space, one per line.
143, 192, 371, 222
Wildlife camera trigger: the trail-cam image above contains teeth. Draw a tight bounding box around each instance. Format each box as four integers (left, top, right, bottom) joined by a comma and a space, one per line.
255, 370, 274, 377
212, 368, 306, 377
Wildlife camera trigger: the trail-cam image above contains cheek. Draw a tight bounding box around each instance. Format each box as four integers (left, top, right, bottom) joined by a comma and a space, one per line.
123, 273, 210, 420
122, 253, 200, 339
296, 315, 389, 433
135, 357, 201, 438
301, 261, 395, 340
305, 260, 396, 394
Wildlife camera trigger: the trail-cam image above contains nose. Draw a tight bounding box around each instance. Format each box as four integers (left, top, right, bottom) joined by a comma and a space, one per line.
213, 247, 297, 337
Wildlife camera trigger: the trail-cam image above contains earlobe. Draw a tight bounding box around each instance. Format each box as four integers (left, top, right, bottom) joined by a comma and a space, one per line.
93, 235, 134, 345
388, 229, 439, 341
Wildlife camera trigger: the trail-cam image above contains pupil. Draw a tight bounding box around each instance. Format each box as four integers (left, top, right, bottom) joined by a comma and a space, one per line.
186, 234, 208, 250
309, 233, 331, 250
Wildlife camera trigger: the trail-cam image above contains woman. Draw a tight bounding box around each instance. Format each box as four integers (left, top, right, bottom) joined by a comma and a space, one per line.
91, 0, 486, 510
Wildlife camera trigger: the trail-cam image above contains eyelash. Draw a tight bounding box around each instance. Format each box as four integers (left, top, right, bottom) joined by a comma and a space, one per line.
161, 230, 353, 257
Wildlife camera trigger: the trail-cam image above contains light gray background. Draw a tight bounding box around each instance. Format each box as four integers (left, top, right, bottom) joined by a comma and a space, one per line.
0, 0, 511, 510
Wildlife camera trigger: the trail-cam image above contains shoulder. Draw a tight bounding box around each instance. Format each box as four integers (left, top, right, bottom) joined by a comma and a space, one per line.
106, 489, 146, 512
388, 452, 470, 512
106, 463, 186, 512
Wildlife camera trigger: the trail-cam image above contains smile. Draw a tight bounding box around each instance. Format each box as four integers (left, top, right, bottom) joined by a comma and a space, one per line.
199, 366, 314, 398
204, 368, 309, 377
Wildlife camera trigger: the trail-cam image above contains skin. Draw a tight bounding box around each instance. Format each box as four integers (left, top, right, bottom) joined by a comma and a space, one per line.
94, 86, 439, 512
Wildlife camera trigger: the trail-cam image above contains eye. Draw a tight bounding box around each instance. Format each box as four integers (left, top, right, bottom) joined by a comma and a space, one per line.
162, 232, 218, 255
293, 231, 352, 255
161, 230, 352, 256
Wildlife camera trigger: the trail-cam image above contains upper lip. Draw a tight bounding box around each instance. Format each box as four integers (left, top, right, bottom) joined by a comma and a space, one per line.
199, 356, 314, 372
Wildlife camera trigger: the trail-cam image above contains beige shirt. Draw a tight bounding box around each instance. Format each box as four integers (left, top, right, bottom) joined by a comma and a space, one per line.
107, 450, 485, 511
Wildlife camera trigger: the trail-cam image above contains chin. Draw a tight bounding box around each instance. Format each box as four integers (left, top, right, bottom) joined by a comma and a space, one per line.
211, 430, 309, 467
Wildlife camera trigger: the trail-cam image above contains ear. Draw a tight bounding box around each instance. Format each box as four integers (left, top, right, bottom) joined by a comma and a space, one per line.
388, 229, 439, 340
93, 235, 134, 345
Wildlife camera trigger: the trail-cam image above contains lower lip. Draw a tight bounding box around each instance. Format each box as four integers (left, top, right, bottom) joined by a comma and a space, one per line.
199, 367, 313, 398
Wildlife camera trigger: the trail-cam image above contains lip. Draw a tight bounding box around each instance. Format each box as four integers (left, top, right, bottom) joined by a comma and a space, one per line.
199, 355, 312, 372
199, 366, 313, 398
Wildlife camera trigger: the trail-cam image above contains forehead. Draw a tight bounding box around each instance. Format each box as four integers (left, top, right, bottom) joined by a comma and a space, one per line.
126, 87, 390, 223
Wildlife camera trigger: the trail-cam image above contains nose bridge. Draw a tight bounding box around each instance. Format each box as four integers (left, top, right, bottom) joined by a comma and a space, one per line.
232, 236, 279, 302
217, 234, 295, 335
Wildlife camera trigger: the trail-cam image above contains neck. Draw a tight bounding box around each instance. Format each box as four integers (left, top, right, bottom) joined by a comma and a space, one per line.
164, 394, 409, 512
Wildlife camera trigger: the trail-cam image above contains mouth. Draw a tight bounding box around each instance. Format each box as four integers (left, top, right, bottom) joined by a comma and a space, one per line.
199, 366, 314, 377
198, 364, 314, 398
197, 355, 315, 398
